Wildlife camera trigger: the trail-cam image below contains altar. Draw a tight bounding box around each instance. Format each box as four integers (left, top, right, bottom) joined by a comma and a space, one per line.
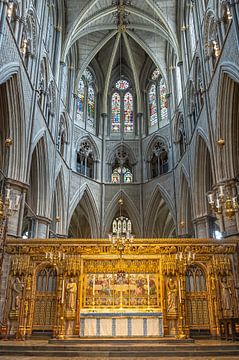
3, 237, 238, 340
77, 259, 163, 337
80, 311, 163, 337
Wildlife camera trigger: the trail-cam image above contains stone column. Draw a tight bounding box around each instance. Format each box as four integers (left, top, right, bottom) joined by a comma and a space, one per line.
5, 179, 28, 238
193, 215, 209, 238
229, 0, 239, 49
34, 215, 51, 238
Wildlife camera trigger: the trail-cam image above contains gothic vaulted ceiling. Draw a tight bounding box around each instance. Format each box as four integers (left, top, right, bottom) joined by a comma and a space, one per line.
63, 0, 180, 95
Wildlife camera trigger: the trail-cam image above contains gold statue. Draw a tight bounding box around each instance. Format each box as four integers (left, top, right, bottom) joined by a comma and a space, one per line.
167, 278, 177, 312
66, 278, 77, 312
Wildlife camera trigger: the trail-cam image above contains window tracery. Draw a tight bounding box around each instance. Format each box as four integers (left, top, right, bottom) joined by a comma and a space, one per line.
76, 140, 95, 179
111, 147, 133, 183
111, 79, 134, 133
148, 70, 168, 127
149, 140, 169, 179
76, 69, 96, 127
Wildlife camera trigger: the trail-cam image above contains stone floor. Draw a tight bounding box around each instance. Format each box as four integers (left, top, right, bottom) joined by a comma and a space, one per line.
0, 339, 239, 359
2, 357, 239, 360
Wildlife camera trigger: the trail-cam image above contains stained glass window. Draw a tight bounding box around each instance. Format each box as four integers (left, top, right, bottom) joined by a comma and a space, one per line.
112, 168, 121, 183
189, 3, 196, 55
83, 68, 93, 82
77, 79, 85, 121
124, 169, 133, 183
152, 68, 160, 80
124, 92, 134, 132
159, 78, 168, 121
111, 92, 121, 132
116, 80, 129, 91
87, 85, 95, 124
111, 166, 133, 183
149, 84, 158, 125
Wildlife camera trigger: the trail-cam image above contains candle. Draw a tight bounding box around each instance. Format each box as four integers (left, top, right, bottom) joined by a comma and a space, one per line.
93, 275, 95, 296
61, 279, 65, 304
178, 279, 182, 303
8, 199, 12, 210
6, 189, 10, 199
15, 195, 20, 208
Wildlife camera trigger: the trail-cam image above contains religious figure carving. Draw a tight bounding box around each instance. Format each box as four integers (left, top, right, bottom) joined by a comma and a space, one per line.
11, 277, 24, 311
220, 277, 232, 311
66, 278, 77, 312
167, 278, 177, 312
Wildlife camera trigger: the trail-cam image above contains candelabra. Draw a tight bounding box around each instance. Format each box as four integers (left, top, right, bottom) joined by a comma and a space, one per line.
45, 251, 66, 264
207, 184, 239, 219
108, 199, 134, 254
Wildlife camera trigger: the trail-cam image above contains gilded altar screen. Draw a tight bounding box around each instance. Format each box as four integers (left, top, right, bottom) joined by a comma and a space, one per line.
83, 273, 160, 309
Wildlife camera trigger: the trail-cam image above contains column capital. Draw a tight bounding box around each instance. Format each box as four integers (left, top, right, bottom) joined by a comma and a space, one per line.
5, 178, 29, 192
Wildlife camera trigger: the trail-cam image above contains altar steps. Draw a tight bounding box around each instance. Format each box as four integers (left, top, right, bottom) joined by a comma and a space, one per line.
1, 341, 239, 357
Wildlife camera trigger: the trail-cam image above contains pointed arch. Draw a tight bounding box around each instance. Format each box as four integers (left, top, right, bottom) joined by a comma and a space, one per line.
103, 190, 141, 238
178, 168, 194, 236
28, 135, 51, 217
51, 168, 67, 236
145, 184, 176, 237
193, 132, 214, 217
68, 184, 100, 238
216, 63, 239, 181
0, 67, 26, 182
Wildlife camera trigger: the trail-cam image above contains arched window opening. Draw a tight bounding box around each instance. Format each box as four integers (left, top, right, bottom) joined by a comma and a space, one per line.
87, 85, 95, 125
159, 78, 168, 122
76, 140, 95, 179
111, 147, 133, 183
149, 141, 169, 179
148, 70, 168, 127
76, 68, 96, 127
111, 79, 134, 134
111, 166, 133, 184
189, 2, 197, 56
123, 92, 134, 132
149, 84, 158, 126
77, 79, 85, 121
111, 215, 132, 235
111, 92, 121, 132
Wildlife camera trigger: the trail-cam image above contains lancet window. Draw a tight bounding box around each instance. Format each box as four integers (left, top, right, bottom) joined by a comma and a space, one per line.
148, 70, 168, 127
111, 79, 134, 133
76, 69, 96, 127
111, 147, 133, 183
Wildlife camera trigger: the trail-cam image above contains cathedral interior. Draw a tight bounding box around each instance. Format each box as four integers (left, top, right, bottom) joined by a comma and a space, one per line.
1, 0, 239, 358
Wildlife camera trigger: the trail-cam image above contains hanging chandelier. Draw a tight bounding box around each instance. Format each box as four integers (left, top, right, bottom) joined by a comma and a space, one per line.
108, 199, 134, 253
207, 184, 239, 219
